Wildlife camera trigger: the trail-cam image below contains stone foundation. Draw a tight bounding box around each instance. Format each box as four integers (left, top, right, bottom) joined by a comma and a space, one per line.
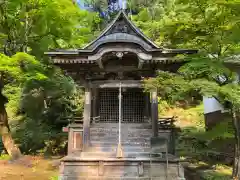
59, 153, 184, 180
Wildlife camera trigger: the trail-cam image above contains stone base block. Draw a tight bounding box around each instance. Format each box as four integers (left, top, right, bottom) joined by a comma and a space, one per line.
59, 157, 185, 180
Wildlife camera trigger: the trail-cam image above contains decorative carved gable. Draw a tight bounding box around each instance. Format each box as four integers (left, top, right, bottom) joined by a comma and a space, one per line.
84, 10, 159, 50
105, 17, 136, 36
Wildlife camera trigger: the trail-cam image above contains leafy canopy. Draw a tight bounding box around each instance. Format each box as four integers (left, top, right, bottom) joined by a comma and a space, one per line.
0, 0, 100, 57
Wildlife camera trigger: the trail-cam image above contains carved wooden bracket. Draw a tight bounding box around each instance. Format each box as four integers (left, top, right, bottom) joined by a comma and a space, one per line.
138, 59, 144, 69
97, 58, 104, 69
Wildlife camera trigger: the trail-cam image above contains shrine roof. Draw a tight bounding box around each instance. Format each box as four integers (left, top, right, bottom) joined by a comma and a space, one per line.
84, 10, 159, 49
45, 10, 198, 57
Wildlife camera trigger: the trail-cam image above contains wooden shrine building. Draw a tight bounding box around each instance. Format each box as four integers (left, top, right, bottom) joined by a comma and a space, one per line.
46, 10, 197, 180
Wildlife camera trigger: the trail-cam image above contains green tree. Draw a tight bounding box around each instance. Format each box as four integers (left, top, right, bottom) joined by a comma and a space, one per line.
137, 0, 240, 178
0, 0, 99, 158
0, 0, 100, 57
0, 52, 47, 159
133, 0, 240, 54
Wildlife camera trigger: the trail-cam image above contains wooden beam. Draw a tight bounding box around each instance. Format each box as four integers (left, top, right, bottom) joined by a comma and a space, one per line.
90, 80, 143, 88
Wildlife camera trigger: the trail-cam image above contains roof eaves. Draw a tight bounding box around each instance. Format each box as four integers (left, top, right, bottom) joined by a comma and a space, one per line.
44, 51, 79, 55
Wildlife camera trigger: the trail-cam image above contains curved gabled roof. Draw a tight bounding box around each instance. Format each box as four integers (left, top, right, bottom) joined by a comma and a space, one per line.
83, 10, 160, 50
45, 10, 198, 59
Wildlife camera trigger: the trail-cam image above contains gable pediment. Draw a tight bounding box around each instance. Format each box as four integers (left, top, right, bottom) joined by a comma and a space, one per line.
84, 10, 159, 50
105, 16, 136, 36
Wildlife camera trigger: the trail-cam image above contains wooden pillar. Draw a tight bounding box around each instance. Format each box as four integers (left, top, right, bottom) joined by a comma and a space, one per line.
145, 92, 150, 117
92, 88, 98, 119
83, 87, 92, 149
68, 128, 73, 154
151, 90, 158, 137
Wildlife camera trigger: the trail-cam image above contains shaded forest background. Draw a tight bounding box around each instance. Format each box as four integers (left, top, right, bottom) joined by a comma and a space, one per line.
0, 0, 240, 179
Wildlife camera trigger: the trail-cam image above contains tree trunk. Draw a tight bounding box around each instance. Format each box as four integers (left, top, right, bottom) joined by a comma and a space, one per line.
0, 105, 21, 160
232, 108, 240, 179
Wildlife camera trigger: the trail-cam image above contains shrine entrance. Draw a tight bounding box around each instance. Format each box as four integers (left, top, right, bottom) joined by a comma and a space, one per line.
99, 88, 146, 123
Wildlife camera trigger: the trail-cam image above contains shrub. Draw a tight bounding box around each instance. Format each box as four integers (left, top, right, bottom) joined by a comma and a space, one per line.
12, 119, 68, 155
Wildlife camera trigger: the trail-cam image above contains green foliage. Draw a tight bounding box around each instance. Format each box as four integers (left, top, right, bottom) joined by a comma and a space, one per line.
179, 56, 235, 82
157, 98, 171, 115
0, 0, 100, 56
136, 0, 240, 177
144, 68, 240, 109
4, 85, 21, 120
0, 154, 10, 160
20, 70, 83, 121
6, 65, 83, 155
0, 52, 47, 84
202, 169, 231, 180
12, 119, 67, 155
133, 0, 240, 55
0, 0, 91, 157
49, 176, 58, 180
200, 119, 234, 141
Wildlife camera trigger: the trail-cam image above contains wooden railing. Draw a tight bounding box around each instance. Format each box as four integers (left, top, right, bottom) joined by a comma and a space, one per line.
59, 116, 102, 125
158, 116, 179, 155
59, 116, 178, 127
158, 116, 177, 130
57, 117, 83, 124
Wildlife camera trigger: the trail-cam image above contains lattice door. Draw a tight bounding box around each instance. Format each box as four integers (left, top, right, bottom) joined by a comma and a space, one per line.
99, 88, 145, 123
99, 89, 119, 122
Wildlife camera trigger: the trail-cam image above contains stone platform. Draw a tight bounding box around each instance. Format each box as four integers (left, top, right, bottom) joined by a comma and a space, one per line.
59, 152, 185, 180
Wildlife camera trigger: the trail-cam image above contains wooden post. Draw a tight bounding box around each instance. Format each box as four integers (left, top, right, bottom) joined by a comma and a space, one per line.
145, 92, 150, 117
151, 90, 158, 137
83, 87, 92, 149
67, 128, 73, 154
92, 88, 98, 120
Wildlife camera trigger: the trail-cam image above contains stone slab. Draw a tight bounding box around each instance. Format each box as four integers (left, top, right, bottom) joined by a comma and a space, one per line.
59, 160, 184, 180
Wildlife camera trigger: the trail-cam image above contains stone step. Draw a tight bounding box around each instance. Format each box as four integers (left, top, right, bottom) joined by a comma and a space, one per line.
90, 129, 152, 137
90, 134, 152, 139
90, 131, 151, 136
90, 136, 150, 142
77, 153, 165, 160
90, 141, 150, 147
90, 137, 151, 142
61, 176, 167, 180
90, 131, 152, 138
87, 146, 151, 153
90, 126, 152, 131
91, 123, 152, 129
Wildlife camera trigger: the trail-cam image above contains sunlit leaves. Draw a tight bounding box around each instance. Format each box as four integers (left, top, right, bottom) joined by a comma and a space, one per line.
0, 52, 47, 82
144, 70, 240, 109
0, 0, 100, 57
133, 0, 240, 56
